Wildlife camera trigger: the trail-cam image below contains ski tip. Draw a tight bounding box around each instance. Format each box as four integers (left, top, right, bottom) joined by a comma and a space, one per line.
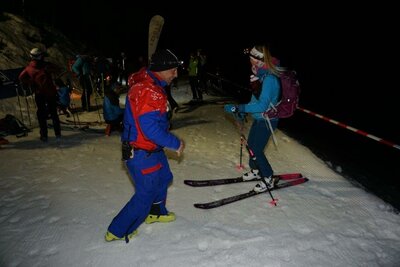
299, 177, 309, 183
286, 177, 309, 186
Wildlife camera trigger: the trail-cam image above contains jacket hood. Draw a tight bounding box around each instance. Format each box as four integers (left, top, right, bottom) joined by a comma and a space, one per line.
127, 67, 149, 87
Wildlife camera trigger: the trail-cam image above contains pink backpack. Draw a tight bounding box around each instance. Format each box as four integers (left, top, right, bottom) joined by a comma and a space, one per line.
264, 70, 300, 119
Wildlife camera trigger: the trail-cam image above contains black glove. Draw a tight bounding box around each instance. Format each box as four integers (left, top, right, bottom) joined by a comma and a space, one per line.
122, 141, 133, 161
234, 112, 247, 122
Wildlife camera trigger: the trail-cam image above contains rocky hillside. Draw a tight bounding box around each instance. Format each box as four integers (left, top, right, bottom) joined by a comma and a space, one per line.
0, 12, 85, 70
0, 12, 86, 127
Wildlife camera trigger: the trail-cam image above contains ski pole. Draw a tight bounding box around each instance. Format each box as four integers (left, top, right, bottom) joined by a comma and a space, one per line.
75, 103, 81, 126
237, 139, 244, 171
231, 111, 246, 170
241, 134, 278, 206
90, 75, 103, 122
101, 73, 105, 97
22, 84, 32, 127
236, 114, 245, 170
69, 92, 77, 128
85, 87, 89, 112
15, 84, 24, 120
229, 112, 278, 205
94, 96, 102, 122
71, 98, 81, 128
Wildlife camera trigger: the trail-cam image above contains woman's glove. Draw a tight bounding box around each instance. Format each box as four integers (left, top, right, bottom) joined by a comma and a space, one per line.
224, 104, 246, 121
224, 104, 245, 113
224, 104, 237, 113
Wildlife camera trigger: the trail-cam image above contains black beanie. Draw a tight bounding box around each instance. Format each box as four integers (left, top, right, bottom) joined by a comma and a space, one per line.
149, 49, 182, 71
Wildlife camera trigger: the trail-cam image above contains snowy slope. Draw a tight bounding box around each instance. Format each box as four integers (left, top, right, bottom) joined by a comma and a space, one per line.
0, 80, 399, 267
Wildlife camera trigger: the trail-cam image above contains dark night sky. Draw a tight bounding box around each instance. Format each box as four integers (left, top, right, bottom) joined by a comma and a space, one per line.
3, 1, 349, 57
2, 1, 399, 141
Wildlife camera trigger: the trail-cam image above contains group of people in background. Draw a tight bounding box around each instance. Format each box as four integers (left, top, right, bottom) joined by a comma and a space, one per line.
17, 47, 133, 141
17, 47, 211, 143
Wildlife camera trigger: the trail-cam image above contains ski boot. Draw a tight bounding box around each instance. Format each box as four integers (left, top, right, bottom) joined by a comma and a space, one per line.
242, 169, 261, 181
253, 176, 280, 193
105, 230, 138, 242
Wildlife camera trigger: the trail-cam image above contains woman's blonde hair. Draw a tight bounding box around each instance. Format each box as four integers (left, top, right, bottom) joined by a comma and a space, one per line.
254, 45, 283, 76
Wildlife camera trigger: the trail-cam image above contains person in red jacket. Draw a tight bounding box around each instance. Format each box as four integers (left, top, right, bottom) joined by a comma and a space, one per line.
19, 48, 61, 142
105, 49, 185, 242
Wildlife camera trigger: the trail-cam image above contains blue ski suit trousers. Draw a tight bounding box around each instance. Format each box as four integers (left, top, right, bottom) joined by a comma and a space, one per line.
107, 149, 172, 237
247, 118, 278, 178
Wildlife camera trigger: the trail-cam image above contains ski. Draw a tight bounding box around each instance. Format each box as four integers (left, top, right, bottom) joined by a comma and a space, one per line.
53, 123, 105, 134
184, 173, 302, 187
65, 119, 104, 125
193, 177, 309, 209
148, 15, 164, 60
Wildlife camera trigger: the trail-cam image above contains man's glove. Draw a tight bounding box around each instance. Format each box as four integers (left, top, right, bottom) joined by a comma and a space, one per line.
121, 141, 133, 161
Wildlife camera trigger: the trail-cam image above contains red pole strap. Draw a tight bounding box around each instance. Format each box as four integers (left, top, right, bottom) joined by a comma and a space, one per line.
297, 106, 400, 151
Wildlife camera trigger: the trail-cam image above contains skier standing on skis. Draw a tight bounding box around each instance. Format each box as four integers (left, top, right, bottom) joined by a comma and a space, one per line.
105, 49, 185, 242
224, 44, 282, 192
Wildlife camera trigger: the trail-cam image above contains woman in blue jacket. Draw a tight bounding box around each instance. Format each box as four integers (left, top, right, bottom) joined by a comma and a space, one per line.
225, 45, 283, 192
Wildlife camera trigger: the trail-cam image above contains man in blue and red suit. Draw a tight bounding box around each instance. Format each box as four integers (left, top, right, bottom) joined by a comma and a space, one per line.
105, 49, 185, 242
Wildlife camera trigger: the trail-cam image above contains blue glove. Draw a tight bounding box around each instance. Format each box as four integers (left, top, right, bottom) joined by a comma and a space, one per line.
224, 104, 246, 113
224, 104, 237, 113
224, 104, 246, 121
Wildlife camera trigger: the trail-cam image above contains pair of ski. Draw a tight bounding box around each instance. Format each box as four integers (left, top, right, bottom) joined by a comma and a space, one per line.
184, 173, 308, 209
56, 122, 105, 134
65, 119, 103, 126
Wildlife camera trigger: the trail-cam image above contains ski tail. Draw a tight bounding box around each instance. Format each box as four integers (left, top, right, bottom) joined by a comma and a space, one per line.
148, 15, 164, 61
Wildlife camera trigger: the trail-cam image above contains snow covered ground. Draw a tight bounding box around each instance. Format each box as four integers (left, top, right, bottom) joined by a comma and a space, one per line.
1, 80, 399, 267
